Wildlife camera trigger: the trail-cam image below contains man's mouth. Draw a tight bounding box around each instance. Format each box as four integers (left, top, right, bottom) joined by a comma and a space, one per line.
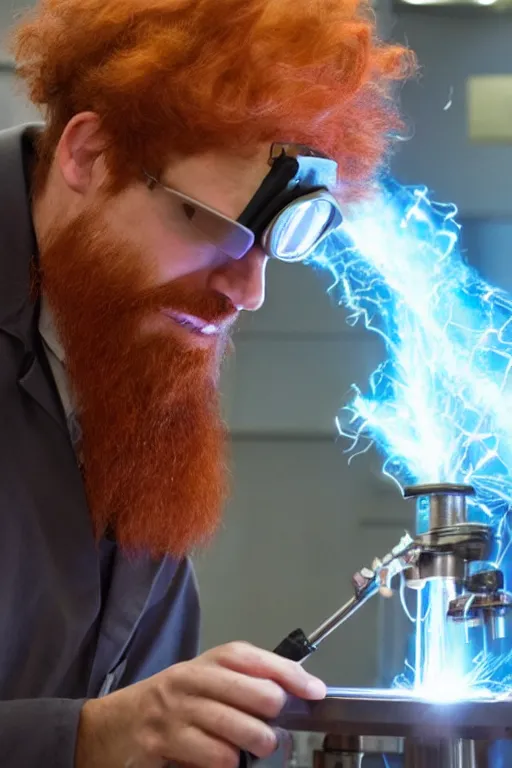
161, 310, 220, 337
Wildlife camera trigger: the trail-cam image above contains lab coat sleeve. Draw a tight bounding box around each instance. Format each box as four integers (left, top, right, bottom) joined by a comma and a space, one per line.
0, 698, 85, 767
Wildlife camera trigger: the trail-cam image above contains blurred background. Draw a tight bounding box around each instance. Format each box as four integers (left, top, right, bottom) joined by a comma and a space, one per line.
1, 0, 511, 703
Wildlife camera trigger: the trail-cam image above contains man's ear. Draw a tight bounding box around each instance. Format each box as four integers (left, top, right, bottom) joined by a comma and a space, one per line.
55, 112, 108, 195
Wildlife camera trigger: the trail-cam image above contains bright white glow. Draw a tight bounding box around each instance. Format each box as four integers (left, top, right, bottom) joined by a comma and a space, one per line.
200, 324, 218, 335
325, 686, 504, 701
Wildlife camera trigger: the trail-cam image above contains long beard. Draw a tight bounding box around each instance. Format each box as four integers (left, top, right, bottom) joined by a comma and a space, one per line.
40, 206, 234, 559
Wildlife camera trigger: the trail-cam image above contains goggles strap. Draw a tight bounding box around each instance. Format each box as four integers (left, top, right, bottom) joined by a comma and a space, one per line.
237, 155, 298, 232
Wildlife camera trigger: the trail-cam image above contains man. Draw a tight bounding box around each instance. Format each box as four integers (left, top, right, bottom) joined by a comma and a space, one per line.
0, 0, 412, 765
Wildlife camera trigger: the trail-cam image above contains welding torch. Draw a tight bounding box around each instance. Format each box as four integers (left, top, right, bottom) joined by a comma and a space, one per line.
238, 534, 418, 768
272, 533, 416, 663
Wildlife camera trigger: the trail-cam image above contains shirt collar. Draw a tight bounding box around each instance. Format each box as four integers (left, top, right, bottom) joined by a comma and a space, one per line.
39, 294, 66, 363
38, 294, 79, 433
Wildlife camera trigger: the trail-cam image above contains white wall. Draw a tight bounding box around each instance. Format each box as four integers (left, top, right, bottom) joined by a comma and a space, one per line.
0, 0, 38, 128
0, 70, 38, 128
390, 9, 512, 217
464, 219, 512, 292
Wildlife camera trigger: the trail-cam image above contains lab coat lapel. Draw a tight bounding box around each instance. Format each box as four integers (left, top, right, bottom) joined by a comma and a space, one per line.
0, 124, 68, 432
17, 349, 69, 431
87, 550, 168, 697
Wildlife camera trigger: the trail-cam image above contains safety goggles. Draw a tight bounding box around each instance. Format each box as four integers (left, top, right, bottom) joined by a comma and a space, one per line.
144, 143, 342, 263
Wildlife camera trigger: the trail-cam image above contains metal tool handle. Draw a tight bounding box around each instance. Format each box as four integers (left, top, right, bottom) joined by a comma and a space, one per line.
273, 628, 317, 662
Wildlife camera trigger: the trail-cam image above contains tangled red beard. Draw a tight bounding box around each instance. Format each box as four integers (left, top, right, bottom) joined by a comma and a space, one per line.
40, 205, 235, 559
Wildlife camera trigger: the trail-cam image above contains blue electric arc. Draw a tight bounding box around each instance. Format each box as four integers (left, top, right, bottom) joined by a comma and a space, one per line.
309, 176, 512, 700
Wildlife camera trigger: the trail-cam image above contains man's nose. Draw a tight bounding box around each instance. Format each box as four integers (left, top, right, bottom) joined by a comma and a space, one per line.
209, 248, 268, 311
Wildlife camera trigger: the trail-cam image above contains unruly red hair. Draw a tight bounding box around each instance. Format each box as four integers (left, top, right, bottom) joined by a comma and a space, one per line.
11, 0, 416, 195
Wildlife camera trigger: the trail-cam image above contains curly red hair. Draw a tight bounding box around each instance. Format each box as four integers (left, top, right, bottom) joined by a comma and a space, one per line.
11, 0, 415, 194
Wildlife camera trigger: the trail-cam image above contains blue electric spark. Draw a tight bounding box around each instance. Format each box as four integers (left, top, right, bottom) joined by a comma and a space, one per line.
309, 177, 512, 700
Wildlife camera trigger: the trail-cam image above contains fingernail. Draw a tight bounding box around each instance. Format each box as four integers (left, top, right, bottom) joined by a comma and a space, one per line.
306, 677, 327, 698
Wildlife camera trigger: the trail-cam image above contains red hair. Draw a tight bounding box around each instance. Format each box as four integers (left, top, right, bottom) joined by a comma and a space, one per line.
11, 0, 415, 194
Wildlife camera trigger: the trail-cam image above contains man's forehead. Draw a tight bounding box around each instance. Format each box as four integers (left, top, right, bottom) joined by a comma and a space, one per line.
163, 144, 273, 220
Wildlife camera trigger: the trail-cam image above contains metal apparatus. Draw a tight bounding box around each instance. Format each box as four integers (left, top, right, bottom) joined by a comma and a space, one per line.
268, 483, 512, 768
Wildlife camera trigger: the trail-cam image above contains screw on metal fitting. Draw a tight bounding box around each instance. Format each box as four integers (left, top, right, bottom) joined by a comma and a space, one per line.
468, 569, 505, 594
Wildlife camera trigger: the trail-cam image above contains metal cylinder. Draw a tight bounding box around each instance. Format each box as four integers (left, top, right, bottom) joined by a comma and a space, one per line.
403, 484, 475, 531
404, 738, 487, 768
405, 551, 466, 588
429, 494, 467, 529
485, 612, 507, 641
404, 484, 481, 589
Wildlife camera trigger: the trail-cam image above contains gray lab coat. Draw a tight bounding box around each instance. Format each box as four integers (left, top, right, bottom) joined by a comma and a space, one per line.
0, 125, 201, 766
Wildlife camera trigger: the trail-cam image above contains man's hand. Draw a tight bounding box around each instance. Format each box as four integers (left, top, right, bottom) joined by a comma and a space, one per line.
75, 641, 326, 768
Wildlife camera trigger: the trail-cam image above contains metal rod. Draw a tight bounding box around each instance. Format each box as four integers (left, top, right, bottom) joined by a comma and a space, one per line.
307, 583, 379, 646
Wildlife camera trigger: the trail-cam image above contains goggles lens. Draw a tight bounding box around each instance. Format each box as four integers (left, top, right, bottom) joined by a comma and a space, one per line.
269, 198, 335, 261
184, 205, 254, 259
